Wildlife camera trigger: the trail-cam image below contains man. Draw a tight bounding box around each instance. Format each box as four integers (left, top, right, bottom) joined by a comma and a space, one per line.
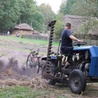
61, 22, 83, 64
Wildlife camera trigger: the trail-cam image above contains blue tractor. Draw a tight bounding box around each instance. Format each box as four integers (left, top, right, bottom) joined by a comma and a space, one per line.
41, 20, 98, 94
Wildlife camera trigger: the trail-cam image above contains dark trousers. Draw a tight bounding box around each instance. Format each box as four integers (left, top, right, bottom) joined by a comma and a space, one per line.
61, 46, 73, 62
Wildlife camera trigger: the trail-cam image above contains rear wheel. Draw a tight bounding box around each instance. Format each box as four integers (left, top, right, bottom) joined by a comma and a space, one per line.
69, 69, 86, 94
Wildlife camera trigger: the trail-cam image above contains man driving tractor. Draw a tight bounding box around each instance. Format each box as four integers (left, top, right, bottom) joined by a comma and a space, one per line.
61, 22, 83, 64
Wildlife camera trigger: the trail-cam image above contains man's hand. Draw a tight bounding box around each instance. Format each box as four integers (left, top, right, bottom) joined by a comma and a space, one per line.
77, 39, 84, 43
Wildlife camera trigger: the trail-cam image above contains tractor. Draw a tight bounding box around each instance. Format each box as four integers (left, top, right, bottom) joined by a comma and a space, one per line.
41, 20, 98, 94
26, 20, 98, 94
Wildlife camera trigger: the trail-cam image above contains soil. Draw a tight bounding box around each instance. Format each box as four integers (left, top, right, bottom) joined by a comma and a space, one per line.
0, 37, 98, 98
0, 38, 50, 78
0, 37, 57, 87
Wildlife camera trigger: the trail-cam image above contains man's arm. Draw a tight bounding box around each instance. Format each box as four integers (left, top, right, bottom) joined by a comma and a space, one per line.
69, 35, 83, 42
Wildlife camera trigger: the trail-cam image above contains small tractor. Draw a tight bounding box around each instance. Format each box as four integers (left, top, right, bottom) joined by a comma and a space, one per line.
26, 20, 98, 94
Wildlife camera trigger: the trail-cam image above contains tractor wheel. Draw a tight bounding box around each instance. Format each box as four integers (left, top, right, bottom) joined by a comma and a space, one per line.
69, 69, 86, 94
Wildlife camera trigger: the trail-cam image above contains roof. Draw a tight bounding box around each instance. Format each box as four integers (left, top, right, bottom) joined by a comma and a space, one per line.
63, 15, 97, 34
14, 23, 34, 31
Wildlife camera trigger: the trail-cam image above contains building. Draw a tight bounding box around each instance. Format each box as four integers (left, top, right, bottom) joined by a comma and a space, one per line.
13, 23, 34, 36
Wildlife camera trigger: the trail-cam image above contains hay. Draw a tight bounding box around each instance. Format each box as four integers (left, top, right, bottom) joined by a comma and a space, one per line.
0, 63, 48, 90
0, 77, 48, 90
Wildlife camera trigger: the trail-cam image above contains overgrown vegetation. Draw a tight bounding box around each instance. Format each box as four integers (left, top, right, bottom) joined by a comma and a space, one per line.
0, 0, 98, 39
0, 0, 55, 33
60, 0, 98, 17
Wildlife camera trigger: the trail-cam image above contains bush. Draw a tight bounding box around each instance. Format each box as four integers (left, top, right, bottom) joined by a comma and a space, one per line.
54, 20, 64, 39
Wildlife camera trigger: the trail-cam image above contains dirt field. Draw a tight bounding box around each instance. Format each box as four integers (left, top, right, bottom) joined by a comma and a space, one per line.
0, 36, 98, 98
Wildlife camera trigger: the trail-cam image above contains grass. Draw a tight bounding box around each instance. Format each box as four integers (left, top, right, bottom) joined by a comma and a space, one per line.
0, 86, 76, 98
0, 35, 58, 46
1, 35, 98, 98
0, 84, 98, 98
0, 35, 58, 55
0, 86, 58, 98
0, 86, 43, 98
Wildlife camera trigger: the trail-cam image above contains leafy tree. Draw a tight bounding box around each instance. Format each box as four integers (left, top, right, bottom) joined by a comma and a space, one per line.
59, 0, 98, 18
59, 0, 77, 15
18, 0, 46, 32
18, 0, 36, 25
70, 0, 98, 17
54, 20, 64, 39
0, 0, 56, 33
38, 4, 55, 31
0, 0, 20, 33
54, 13, 64, 38
32, 11, 45, 32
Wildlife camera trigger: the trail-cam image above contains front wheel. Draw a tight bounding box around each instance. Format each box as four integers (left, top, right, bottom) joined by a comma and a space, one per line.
69, 69, 86, 94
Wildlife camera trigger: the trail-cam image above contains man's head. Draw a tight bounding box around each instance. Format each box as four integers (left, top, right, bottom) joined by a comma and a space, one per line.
65, 22, 71, 29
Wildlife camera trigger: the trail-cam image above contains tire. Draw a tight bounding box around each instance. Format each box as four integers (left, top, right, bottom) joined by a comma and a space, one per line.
26, 52, 37, 68
69, 69, 86, 94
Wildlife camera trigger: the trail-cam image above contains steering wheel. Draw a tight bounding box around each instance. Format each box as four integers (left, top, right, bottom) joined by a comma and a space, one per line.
73, 41, 87, 47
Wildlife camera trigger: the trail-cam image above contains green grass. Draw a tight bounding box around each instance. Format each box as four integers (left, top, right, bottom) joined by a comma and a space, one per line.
0, 35, 58, 46
0, 86, 45, 98
0, 86, 70, 98
0, 84, 98, 98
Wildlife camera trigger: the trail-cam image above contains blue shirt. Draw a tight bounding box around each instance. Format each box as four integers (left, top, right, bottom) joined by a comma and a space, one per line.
61, 29, 72, 48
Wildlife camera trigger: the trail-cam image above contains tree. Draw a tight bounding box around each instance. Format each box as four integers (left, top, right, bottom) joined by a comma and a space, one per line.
54, 20, 64, 39
32, 11, 45, 32
38, 4, 55, 31
18, 0, 45, 32
59, 0, 77, 15
59, 0, 98, 18
70, 0, 98, 17
18, 0, 36, 25
0, 0, 20, 33
54, 13, 64, 39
